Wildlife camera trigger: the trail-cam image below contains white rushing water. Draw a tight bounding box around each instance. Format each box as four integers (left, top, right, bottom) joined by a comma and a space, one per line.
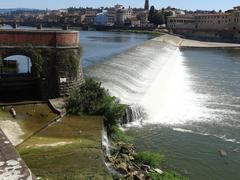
87, 39, 210, 126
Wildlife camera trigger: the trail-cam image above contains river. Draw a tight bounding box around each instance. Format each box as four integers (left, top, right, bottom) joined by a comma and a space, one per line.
82, 31, 240, 180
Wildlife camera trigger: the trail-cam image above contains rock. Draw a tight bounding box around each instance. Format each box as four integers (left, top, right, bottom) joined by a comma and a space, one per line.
154, 168, 163, 174
127, 165, 135, 171
117, 163, 128, 174
233, 148, 240, 153
141, 164, 151, 172
121, 154, 130, 162
219, 149, 227, 157
119, 144, 134, 155
129, 155, 135, 161
133, 173, 145, 180
9, 107, 16, 118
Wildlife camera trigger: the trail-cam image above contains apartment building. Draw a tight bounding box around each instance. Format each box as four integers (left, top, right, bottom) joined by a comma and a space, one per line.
167, 6, 240, 31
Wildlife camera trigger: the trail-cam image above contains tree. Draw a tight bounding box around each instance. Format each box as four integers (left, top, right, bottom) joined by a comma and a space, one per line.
148, 6, 165, 26
164, 11, 173, 25
148, 6, 155, 23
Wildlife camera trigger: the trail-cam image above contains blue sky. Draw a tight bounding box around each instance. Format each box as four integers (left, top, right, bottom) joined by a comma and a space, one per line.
0, 0, 239, 11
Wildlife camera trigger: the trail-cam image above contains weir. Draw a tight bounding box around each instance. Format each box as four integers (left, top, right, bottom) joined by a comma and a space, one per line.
87, 37, 207, 126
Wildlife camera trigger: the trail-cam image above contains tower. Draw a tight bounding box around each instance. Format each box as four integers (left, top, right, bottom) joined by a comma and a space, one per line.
144, 0, 149, 10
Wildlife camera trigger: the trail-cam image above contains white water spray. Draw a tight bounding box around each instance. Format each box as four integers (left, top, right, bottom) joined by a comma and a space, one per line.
88, 39, 209, 126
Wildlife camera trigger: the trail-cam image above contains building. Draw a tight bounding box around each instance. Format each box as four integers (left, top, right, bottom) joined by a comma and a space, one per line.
95, 11, 108, 25
167, 6, 240, 41
144, 0, 149, 11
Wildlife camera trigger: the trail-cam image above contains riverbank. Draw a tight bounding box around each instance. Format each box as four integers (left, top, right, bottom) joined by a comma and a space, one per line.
107, 29, 165, 35
0, 103, 110, 179
156, 34, 240, 48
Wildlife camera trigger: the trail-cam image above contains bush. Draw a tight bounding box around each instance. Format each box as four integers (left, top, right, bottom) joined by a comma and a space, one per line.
135, 151, 164, 168
66, 78, 127, 134
110, 125, 133, 143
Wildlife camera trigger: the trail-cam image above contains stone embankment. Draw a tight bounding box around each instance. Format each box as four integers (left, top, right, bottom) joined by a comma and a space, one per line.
155, 34, 240, 48
0, 129, 34, 180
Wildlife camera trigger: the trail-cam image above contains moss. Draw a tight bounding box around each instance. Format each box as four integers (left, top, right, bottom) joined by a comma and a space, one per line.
17, 115, 111, 179
57, 48, 82, 79
0, 107, 6, 117
19, 144, 111, 180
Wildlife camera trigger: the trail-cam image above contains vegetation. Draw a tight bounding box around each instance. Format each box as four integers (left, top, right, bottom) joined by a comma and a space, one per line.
57, 48, 81, 79
21, 46, 45, 77
18, 115, 111, 180
135, 151, 165, 168
66, 78, 127, 134
110, 125, 133, 143
149, 171, 189, 180
148, 6, 173, 26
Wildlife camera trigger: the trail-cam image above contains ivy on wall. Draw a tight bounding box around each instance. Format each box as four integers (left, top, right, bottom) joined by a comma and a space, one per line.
57, 47, 82, 79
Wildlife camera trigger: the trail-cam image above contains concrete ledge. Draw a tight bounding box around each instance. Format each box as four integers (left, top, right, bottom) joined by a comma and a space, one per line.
156, 34, 240, 48
0, 129, 35, 180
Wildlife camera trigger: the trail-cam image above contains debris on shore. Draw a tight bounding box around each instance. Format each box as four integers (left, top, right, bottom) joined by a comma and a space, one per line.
105, 142, 164, 179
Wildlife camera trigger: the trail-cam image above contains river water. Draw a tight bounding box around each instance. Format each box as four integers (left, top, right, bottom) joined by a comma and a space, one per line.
82, 31, 240, 180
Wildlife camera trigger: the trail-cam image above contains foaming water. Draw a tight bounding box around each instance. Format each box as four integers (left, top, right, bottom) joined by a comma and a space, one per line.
86, 39, 210, 126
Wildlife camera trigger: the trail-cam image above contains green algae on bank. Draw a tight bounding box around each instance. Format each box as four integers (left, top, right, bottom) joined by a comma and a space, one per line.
18, 115, 112, 179
0, 104, 58, 145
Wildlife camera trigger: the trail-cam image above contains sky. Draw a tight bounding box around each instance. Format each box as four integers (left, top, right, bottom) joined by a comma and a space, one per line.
0, 0, 239, 11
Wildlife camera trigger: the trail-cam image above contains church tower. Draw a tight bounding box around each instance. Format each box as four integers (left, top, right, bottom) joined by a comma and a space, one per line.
144, 0, 149, 10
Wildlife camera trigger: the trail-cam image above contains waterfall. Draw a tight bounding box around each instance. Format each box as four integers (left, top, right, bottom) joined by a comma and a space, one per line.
102, 128, 111, 157
87, 38, 208, 126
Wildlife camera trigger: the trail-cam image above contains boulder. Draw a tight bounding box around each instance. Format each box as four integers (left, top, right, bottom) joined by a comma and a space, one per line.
219, 149, 227, 157
141, 164, 151, 172
133, 173, 145, 180
117, 163, 128, 174
154, 168, 163, 174
9, 107, 16, 118
119, 144, 134, 155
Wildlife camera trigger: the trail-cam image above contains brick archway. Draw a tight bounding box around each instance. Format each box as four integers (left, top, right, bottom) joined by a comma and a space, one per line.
0, 29, 83, 101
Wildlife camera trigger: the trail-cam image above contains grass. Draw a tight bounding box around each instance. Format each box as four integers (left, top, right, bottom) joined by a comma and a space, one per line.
134, 151, 164, 168
110, 125, 133, 143
0, 104, 58, 141
0, 107, 7, 117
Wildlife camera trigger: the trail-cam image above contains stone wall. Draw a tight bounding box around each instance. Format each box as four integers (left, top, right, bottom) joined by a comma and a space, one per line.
0, 29, 79, 47
0, 30, 83, 100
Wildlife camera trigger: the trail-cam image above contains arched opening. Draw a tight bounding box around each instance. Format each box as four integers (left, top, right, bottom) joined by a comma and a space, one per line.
0, 55, 32, 78
0, 55, 40, 102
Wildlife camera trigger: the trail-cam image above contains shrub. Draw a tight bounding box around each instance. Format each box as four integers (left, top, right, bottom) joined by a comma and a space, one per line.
135, 151, 164, 168
66, 78, 127, 134
110, 125, 133, 143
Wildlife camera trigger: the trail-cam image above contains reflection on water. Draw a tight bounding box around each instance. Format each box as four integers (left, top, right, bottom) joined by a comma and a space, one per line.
80, 31, 155, 67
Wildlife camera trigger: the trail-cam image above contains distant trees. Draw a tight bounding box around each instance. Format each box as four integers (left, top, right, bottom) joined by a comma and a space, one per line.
148, 6, 172, 26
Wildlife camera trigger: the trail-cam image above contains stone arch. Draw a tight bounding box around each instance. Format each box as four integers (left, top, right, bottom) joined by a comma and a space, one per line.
0, 30, 83, 101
